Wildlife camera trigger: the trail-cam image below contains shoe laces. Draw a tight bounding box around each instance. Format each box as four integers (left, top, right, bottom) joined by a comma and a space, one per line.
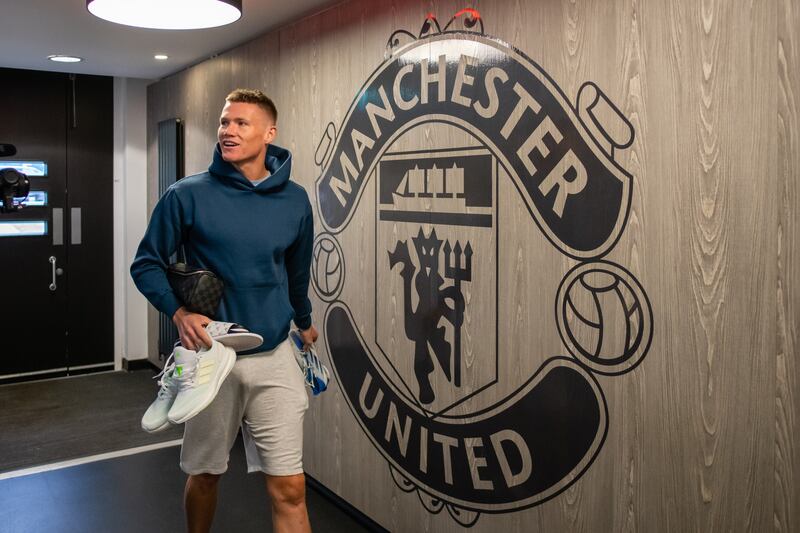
174, 351, 206, 392
153, 355, 177, 399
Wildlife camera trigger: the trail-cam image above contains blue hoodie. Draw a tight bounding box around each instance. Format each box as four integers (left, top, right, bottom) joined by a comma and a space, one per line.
130, 143, 313, 353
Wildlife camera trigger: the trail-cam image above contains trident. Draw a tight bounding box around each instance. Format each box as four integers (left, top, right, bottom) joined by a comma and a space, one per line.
443, 239, 472, 387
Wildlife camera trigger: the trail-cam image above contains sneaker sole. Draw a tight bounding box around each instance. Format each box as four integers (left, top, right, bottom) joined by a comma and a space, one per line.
141, 418, 172, 433
214, 333, 263, 353
168, 348, 237, 425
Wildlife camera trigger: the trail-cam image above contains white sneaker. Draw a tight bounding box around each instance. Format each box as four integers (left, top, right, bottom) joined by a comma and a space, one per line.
205, 322, 263, 352
173, 322, 263, 353
289, 330, 330, 396
167, 341, 236, 425
141, 355, 179, 433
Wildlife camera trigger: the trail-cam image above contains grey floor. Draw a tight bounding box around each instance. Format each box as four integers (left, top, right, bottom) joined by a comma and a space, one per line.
0, 438, 370, 533
0, 370, 376, 533
0, 369, 183, 473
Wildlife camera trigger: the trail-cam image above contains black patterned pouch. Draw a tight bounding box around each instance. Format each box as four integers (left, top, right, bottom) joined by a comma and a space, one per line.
167, 263, 224, 318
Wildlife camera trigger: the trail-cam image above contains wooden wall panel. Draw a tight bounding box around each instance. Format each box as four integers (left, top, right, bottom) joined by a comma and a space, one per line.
777, 0, 799, 531
144, 0, 797, 530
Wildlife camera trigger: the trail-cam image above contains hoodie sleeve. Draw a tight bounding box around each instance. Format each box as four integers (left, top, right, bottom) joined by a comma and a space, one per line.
130, 187, 187, 319
285, 200, 314, 330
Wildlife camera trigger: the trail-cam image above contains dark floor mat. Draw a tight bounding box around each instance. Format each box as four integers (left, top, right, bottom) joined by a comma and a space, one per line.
0, 370, 183, 473
0, 439, 373, 533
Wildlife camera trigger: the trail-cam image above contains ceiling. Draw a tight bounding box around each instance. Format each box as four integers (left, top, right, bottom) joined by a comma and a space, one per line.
0, 0, 337, 80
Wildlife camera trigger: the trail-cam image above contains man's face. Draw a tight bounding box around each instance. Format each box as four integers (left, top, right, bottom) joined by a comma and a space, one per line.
217, 101, 276, 166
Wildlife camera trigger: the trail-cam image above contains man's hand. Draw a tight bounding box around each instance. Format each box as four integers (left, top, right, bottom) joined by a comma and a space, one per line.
298, 325, 319, 351
172, 307, 213, 351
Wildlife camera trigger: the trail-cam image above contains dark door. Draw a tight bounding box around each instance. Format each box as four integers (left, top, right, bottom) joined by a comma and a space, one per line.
0, 70, 69, 376
0, 69, 113, 379
65, 74, 114, 369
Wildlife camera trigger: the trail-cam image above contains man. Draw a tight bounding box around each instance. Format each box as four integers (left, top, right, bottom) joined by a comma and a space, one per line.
131, 89, 317, 533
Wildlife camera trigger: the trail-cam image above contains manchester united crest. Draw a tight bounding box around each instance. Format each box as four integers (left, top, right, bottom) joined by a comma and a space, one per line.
311, 9, 653, 527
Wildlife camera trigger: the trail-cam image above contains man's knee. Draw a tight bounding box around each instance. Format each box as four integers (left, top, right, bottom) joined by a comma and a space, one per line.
187, 473, 221, 494
266, 474, 306, 509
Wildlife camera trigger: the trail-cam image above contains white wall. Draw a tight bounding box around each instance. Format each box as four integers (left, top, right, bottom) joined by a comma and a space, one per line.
113, 77, 150, 368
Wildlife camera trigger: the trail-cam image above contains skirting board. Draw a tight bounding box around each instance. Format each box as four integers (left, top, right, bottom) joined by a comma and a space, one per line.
122, 358, 160, 372
305, 473, 388, 533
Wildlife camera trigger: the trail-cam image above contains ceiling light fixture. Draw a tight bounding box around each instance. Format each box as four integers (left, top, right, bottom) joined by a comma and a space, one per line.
48, 55, 83, 63
154, 54, 169, 60
86, 0, 242, 30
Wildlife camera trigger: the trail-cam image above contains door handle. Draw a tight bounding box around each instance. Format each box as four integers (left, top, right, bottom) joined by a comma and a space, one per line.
49, 256, 64, 291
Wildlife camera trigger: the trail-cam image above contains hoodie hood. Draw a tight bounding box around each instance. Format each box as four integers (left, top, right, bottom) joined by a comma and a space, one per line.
209, 143, 292, 193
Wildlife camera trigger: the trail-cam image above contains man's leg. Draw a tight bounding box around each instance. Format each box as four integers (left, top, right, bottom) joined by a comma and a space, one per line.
242, 342, 310, 531
184, 473, 221, 533
179, 355, 245, 533
265, 473, 310, 533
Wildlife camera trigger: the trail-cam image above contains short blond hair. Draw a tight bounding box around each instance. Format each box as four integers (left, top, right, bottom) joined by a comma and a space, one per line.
225, 88, 278, 123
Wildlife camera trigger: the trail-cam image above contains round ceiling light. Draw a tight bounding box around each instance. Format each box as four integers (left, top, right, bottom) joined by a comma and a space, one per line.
86, 0, 242, 30
48, 55, 83, 63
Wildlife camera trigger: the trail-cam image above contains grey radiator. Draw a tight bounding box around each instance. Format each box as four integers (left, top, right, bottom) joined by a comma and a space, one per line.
157, 118, 184, 360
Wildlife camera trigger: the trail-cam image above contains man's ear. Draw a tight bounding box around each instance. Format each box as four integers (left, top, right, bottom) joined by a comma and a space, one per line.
263, 125, 277, 145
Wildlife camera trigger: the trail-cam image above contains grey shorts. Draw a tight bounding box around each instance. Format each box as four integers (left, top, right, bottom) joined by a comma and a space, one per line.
180, 338, 309, 477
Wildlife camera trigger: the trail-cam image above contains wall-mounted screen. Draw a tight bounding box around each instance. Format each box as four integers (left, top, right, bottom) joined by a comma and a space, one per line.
0, 161, 48, 176
0, 221, 48, 237
0, 191, 47, 209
